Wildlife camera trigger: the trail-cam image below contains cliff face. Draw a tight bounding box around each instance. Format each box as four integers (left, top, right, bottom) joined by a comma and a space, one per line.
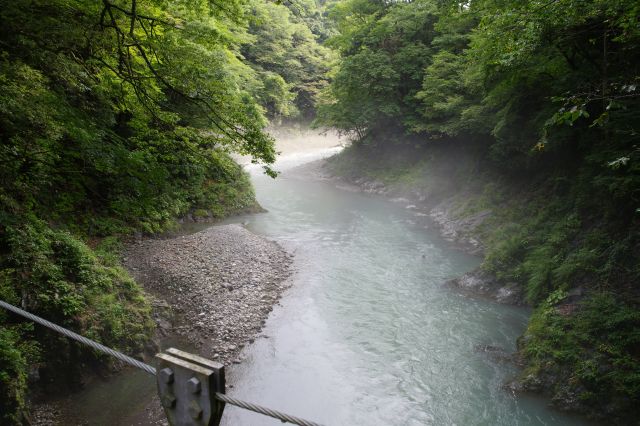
323, 140, 640, 423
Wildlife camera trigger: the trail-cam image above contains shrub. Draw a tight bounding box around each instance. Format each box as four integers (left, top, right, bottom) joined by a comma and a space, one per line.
521, 292, 640, 420
0, 217, 154, 423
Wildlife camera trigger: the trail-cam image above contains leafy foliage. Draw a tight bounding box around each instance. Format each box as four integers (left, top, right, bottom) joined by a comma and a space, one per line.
0, 0, 328, 423
319, 1, 639, 416
0, 216, 154, 423
316, 0, 440, 139
522, 292, 640, 416
0, 326, 32, 425
244, 0, 334, 119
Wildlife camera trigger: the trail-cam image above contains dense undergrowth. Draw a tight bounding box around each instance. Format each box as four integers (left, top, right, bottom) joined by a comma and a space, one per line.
0, 0, 332, 423
0, 220, 153, 424
326, 140, 640, 422
317, 0, 639, 421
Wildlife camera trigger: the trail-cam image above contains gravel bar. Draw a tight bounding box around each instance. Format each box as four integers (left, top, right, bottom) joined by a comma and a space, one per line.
124, 224, 293, 366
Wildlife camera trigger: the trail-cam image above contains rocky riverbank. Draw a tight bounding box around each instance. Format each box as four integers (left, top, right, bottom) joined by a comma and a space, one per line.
343, 176, 491, 255
306, 153, 489, 252
444, 269, 524, 306
331, 175, 527, 305
310, 155, 518, 306
121, 224, 293, 424
124, 224, 293, 365
32, 224, 293, 425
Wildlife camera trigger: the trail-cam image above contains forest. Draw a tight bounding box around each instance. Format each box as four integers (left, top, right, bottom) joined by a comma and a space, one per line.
315, 0, 640, 421
0, 0, 331, 422
1, 0, 639, 424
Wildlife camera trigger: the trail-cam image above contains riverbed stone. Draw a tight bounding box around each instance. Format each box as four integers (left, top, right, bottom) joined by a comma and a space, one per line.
445, 269, 525, 305
123, 224, 292, 366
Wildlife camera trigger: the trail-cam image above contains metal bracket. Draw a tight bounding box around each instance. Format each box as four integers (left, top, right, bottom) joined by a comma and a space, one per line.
155, 348, 226, 426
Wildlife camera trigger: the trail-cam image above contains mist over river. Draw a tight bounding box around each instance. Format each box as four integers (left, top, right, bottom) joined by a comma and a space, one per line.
218, 134, 588, 426
47, 132, 593, 426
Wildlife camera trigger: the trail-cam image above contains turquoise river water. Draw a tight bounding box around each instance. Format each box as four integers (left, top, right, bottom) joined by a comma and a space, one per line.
56, 142, 591, 426
217, 147, 588, 426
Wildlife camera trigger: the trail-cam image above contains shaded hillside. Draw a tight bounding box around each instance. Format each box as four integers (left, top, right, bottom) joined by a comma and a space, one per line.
317, 0, 640, 421
0, 0, 328, 423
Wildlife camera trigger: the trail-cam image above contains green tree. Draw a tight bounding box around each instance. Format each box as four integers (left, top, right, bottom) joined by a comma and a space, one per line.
316, 0, 439, 139
244, 0, 334, 119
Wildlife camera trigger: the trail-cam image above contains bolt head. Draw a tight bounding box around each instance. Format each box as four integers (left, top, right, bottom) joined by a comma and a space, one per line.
162, 394, 176, 409
188, 400, 203, 419
187, 377, 202, 394
160, 368, 174, 384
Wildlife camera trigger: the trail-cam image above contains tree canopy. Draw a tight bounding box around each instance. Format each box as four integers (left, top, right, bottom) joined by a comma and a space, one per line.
316, 0, 640, 421
317, 0, 640, 160
0, 1, 329, 422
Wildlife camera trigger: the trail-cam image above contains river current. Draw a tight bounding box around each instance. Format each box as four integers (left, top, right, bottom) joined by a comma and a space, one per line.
55, 138, 589, 425
218, 146, 587, 426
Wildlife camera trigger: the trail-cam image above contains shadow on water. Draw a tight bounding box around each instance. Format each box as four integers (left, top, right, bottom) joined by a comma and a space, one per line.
52, 334, 194, 426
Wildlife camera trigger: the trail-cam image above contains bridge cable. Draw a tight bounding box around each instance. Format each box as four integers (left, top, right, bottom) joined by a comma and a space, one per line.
0, 300, 156, 375
0, 299, 325, 426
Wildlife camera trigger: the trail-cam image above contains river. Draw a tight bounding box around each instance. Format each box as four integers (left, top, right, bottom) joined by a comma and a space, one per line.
216, 141, 588, 425
52, 133, 590, 425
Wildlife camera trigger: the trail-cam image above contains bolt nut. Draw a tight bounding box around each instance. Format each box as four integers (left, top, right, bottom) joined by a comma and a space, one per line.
162, 394, 176, 409
188, 400, 203, 420
160, 368, 174, 384
187, 377, 202, 394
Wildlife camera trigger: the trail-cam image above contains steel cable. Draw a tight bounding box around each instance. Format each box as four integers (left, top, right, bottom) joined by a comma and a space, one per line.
1, 299, 325, 426
214, 393, 325, 426
0, 300, 157, 375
